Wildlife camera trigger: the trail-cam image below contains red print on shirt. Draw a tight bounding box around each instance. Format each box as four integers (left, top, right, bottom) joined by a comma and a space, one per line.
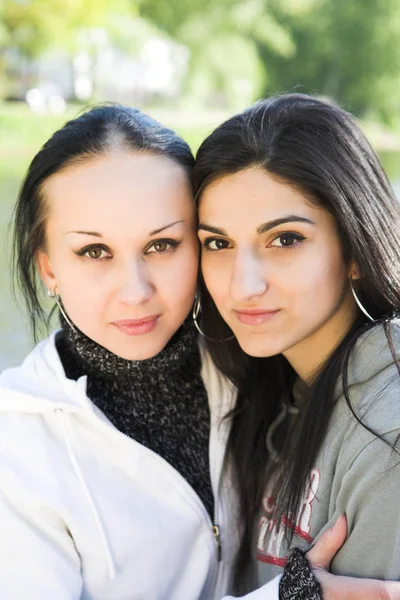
256, 467, 320, 566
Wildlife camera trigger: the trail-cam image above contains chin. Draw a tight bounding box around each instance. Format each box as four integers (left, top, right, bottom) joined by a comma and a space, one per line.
235, 336, 284, 359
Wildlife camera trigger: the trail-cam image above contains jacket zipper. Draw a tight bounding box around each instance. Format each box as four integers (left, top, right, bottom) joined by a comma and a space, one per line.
211, 458, 225, 563
91, 411, 224, 564
212, 525, 222, 561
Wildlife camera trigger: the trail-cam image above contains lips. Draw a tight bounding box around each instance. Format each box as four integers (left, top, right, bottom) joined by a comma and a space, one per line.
233, 309, 280, 326
112, 316, 160, 336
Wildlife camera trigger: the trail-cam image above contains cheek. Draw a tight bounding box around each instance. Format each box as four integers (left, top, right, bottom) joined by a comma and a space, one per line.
284, 246, 348, 310
160, 248, 198, 303
58, 266, 106, 297
201, 256, 229, 305
50, 254, 110, 323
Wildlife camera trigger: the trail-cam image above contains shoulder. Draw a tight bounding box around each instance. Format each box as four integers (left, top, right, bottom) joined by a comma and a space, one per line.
0, 332, 88, 448
0, 331, 65, 390
348, 319, 400, 385
345, 320, 400, 423
329, 320, 400, 461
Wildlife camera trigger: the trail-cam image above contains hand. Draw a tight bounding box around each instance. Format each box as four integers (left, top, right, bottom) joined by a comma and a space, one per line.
307, 514, 400, 600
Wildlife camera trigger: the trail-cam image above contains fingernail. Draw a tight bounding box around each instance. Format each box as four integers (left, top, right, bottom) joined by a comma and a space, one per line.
333, 513, 345, 529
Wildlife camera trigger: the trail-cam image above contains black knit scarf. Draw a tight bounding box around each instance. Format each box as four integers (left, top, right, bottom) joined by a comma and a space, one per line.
56, 318, 214, 518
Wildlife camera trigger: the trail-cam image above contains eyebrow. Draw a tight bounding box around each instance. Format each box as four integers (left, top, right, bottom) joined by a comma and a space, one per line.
198, 215, 315, 236
257, 216, 316, 234
65, 220, 186, 238
197, 224, 228, 236
65, 230, 103, 237
149, 220, 185, 235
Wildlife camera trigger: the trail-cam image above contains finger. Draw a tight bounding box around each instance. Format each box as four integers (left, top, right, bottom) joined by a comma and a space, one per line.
377, 581, 400, 600
307, 514, 347, 570
347, 579, 400, 600
315, 573, 400, 600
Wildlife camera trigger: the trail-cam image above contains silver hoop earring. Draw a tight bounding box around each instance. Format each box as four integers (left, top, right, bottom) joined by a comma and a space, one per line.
350, 279, 376, 322
48, 287, 77, 332
192, 295, 235, 343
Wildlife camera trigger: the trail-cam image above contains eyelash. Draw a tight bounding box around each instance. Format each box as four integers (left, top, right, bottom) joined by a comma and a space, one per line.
269, 232, 306, 249
75, 239, 181, 261
201, 232, 306, 252
75, 244, 111, 260
144, 238, 181, 255
202, 238, 232, 252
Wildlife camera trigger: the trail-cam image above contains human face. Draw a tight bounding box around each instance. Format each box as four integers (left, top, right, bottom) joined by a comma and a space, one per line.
198, 167, 358, 382
37, 150, 198, 360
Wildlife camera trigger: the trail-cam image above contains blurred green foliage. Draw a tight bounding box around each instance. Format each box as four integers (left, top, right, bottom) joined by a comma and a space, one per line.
140, 0, 400, 122
0, 0, 134, 56
260, 0, 400, 123
1, 0, 400, 121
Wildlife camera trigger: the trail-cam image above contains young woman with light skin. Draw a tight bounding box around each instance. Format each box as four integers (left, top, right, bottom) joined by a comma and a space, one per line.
0, 103, 397, 600
37, 150, 198, 360
4, 106, 235, 600
193, 93, 400, 598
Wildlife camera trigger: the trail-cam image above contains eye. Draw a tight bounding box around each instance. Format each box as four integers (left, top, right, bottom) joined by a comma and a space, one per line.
75, 245, 112, 260
203, 238, 233, 251
269, 232, 305, 248
87, 247, 106, 259
145, 239, 180, 254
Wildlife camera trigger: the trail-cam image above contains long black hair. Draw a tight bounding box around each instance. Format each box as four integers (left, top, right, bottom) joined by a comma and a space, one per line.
12, 105, 194, 340
192, 93, 400, 580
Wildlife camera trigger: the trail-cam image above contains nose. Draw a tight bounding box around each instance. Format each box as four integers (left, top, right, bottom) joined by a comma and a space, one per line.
230, 249, 268, 302
117, 258, 154, 305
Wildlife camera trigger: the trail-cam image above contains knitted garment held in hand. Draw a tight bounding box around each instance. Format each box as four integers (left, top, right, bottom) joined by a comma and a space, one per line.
56, 318, 215, 519
279, 548, 322, 600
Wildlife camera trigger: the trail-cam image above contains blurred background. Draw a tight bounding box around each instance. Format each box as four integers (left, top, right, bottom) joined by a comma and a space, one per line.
1, 0, 400, 369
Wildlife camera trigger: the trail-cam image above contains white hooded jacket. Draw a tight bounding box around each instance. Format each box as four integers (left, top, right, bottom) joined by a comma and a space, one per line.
0, 332, 281, 600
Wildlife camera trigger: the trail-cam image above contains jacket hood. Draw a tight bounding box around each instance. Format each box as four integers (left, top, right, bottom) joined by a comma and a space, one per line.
0, 332, 92, 414
0, 331, 237, 592
0, 331, 233, 419
348, 319, 400, 388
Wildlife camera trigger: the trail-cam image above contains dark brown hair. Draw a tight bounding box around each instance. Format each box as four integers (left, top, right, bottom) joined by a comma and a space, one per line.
192, 93, 400, 582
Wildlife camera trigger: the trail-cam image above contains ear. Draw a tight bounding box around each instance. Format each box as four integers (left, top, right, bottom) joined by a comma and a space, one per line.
36, 250, 57, 294
348, 260, 360, 281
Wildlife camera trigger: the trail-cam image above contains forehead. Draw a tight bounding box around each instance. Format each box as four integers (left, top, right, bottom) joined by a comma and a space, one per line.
43, 150, 193, 235
199, 167, 314, 220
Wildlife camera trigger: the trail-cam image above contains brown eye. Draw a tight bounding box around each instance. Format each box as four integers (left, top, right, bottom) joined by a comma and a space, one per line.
75, 245, 111, 260
279, 234, 296, 247
87, 247, 103, 259
145, 239, 179, 254
153, 242, 168, 252
204, 238, 232, 251
270, 233, 305, 248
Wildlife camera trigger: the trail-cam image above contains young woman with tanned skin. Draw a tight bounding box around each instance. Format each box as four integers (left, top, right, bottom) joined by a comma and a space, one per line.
0, 104, 397, 599
193, 93, 400, 599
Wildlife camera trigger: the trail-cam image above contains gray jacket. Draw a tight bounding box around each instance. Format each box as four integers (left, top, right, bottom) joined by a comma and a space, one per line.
257, 319, 400, 582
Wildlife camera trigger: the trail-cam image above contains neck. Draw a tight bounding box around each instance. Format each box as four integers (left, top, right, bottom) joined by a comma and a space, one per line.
61, 316, 198, 380
284, 292, 358, 384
